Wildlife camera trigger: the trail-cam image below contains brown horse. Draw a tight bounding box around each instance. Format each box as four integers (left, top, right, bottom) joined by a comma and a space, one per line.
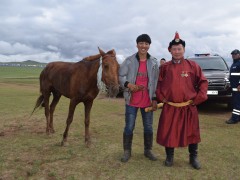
32, 48, 119, 146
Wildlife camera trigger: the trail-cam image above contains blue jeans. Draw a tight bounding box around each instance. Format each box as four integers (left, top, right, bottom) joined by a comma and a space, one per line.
124, 104, 153, 135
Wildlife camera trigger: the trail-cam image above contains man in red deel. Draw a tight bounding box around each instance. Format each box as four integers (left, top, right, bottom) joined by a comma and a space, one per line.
155, 32, 208, 169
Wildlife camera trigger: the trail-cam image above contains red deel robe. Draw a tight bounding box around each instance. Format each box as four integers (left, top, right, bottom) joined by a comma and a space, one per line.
156, 59, 208, 147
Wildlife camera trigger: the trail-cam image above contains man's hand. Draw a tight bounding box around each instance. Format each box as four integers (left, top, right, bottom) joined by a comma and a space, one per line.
128, 83, 144, 92
151, 100, 158, 111
127, 83, 138, 92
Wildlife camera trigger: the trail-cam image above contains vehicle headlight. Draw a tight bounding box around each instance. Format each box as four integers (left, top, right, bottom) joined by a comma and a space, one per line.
224, 72, 230, 81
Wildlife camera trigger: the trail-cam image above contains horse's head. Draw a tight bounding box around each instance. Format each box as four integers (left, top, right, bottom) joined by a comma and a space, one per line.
98, 47, 120, 97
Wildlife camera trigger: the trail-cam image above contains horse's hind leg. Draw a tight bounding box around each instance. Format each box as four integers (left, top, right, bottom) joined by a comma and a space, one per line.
49, 92, 61, 133
43, 92, 51, 134
84, 100, 93, 147
61, 99, 78, 146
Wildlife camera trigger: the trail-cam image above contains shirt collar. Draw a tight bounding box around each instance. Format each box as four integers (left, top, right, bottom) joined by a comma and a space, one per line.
172, 60, 181, 64
171, 57, 185, 64
136, 53, 150, 61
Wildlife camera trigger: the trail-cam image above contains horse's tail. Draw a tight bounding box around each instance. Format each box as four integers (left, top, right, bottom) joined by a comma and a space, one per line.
31, 94, 44, 116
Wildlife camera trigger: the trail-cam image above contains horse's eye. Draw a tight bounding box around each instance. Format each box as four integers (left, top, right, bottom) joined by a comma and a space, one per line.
104, 64, 109, 70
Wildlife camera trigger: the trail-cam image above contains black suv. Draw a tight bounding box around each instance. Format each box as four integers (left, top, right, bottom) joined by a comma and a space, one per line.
188, 54, 232, 108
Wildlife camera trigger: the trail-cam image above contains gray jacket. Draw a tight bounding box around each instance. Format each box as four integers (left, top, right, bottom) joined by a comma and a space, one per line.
119, 53, 159, 105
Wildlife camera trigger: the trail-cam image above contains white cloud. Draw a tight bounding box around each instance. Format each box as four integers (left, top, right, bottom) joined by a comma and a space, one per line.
0, 51, 62, 63
0, 41, 39, 55
47, 45, 59, 51
0, 0, 240, 62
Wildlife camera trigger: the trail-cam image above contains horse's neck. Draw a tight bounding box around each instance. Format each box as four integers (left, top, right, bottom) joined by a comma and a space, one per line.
79, 58, 101, 78
78, 58, 103, 90
90, 58, 101, 75
82, 54, 102, 77
83, 54, 101, 61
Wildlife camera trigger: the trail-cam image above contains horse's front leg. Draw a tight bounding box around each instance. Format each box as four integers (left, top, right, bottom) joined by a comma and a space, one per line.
61, 99, 78, 146
84, 100, 93, 147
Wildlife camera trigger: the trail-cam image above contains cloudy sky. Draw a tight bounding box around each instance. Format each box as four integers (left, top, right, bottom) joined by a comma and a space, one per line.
0, 0, 240, 63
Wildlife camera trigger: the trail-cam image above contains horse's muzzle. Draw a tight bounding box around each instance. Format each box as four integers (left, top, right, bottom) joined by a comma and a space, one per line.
108, 85, 119, 98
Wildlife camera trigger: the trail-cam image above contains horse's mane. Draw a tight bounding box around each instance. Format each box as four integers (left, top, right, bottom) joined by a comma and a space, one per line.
83, 54, 101, 61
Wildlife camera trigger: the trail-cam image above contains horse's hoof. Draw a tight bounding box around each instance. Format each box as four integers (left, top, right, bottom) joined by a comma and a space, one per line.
50, 129, 55, 133
46, 127, 51, 134
61, 141, 69, 147
85, 141, 91, 148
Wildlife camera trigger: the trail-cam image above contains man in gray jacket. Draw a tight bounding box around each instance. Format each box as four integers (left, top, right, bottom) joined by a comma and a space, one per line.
119, 34, 159, 162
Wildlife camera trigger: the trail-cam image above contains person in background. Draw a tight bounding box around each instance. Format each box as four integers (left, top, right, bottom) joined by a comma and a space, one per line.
155, 32, 208, 169
225, 49, 240, 124
160, 58, 166, 66
119, 34, 159, 162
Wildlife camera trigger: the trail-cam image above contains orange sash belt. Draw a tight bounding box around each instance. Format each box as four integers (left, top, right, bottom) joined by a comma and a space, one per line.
145, 100, 193, 112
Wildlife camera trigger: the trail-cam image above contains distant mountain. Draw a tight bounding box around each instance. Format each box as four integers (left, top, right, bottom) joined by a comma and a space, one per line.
22, 60, 45, 65
0, 60, 47, 66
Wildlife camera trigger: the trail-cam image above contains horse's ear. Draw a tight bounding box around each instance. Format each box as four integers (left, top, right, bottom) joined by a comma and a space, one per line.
98, 47, 106, 56
111, 49, 116, 56
106, 49, 116, 56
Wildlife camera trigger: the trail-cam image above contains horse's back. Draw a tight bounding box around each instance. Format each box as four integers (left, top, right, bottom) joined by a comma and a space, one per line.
39, 62, 74, 94
39, 60, 99, 99
40, 61, 75, 79
44, 61, 73, 72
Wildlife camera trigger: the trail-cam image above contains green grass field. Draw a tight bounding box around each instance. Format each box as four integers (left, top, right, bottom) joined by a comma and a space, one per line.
0, 66, 42, 84
0, 66, 239, 179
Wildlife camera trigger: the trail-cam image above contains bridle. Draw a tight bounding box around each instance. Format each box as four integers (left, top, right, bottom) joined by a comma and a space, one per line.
97, 53, 118, 91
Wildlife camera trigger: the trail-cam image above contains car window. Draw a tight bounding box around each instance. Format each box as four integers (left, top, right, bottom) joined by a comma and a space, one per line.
189, 57, 228, 71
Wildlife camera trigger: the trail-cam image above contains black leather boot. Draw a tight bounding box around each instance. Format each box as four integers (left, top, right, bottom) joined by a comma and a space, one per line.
165, 147, 174, 167
121, 133, 133, 162
144, 133, 157, 161
189, 143, 201, 170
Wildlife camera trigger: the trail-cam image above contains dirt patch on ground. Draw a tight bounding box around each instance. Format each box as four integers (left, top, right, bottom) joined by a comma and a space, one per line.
0, 82, 38, 91
0, 124, 24, 137
0, 117, 46, 137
